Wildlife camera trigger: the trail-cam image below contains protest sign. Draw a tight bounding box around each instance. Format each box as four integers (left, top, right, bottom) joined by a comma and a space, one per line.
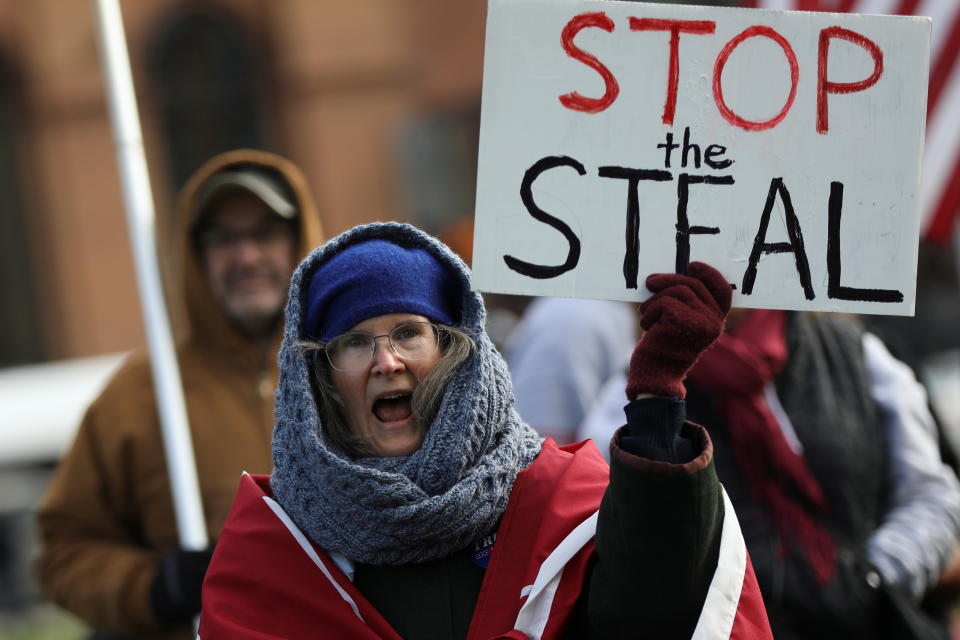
472, 0, 931, 315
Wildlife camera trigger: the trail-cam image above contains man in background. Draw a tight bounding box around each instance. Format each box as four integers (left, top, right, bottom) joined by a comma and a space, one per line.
36, 149, 324, 639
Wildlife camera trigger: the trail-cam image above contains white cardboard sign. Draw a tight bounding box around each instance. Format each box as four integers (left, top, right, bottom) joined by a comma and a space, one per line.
472, 0, 930, 315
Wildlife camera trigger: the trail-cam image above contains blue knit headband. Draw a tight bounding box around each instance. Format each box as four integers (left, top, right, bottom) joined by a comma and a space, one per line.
304, 239, 460, 341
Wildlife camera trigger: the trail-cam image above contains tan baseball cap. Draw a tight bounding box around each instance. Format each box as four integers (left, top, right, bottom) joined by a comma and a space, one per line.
195, 168, 298, 222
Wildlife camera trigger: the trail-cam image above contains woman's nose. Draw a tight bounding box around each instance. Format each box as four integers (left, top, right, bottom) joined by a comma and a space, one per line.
370, 336, 404, 374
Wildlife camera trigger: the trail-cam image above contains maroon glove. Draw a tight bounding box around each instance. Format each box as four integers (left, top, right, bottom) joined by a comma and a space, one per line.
625, 262, 732, 400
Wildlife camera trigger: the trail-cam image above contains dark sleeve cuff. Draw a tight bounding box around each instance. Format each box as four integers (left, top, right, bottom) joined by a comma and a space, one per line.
619, 396, 697, 463
612, 422, 713, 476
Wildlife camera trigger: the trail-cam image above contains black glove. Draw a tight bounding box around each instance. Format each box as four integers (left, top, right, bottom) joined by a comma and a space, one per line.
148, 547, 214, 624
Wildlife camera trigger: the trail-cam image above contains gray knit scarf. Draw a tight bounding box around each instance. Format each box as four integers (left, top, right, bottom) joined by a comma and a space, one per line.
270, 222, 543, 566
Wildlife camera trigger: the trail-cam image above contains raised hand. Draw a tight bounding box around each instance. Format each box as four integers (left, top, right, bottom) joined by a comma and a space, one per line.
625, 262, 733, 400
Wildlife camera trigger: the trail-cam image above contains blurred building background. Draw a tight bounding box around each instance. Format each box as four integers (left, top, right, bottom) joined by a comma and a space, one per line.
0, 0, 488, 634
0, 0, 487, 369
0, 0, 956, 637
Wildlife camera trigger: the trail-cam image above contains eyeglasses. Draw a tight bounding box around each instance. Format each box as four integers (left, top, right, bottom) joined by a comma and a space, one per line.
323, 322, 441, 372
197, 221, 293, 251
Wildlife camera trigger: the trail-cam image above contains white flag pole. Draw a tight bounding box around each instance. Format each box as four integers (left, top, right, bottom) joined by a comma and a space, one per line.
92, 0, 208, 551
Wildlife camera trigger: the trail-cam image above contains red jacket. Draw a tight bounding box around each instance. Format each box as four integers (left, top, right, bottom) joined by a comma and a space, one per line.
199, 440, 771, 639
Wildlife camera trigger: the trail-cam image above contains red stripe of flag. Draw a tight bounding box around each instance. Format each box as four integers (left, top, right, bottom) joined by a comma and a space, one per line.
835, 0, 858, 13
893, 0, 923, 16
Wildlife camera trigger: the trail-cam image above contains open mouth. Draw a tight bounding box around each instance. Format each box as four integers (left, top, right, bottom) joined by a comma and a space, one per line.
372, 393, 413, 424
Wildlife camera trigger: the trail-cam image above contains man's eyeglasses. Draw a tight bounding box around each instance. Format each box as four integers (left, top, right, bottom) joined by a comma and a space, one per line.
323, 322, 441, 372
197, 221, 293, 251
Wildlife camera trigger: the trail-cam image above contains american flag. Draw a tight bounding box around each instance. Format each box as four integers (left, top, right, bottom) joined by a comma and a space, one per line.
742, 0, 960, 245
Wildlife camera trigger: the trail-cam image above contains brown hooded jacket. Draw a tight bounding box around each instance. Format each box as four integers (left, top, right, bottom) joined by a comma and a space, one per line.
36, 150, 324, 638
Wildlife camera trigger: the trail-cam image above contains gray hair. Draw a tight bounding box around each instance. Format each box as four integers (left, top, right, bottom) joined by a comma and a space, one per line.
300, 324, 475, 457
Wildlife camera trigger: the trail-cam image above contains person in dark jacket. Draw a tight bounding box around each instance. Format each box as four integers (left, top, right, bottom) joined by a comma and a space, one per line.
578, 308, 960, 640
198, 222, 773, 639
684, 309, 960, 640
